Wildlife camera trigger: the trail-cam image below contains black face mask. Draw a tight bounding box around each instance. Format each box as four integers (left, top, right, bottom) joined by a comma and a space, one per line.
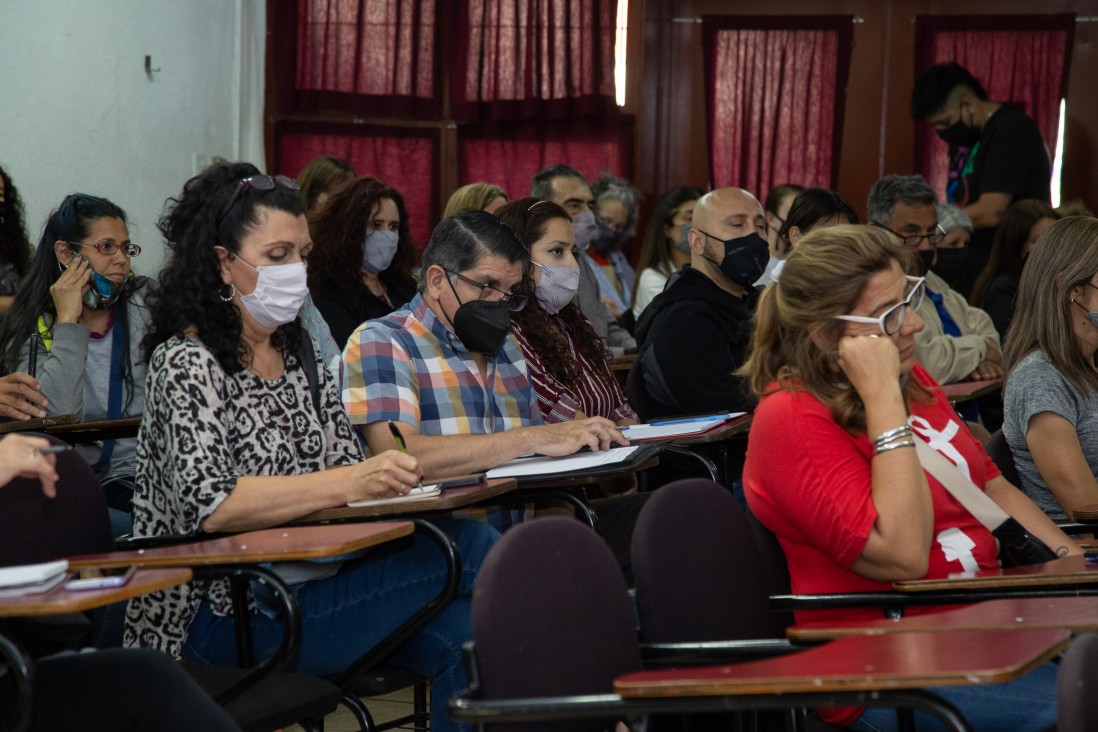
702, 231, 770, 287
443, 275, 512, 355
919, 249, 936, 276
591, 221, 621, 253
932, 247, 972, 291
936, 115, 980, 148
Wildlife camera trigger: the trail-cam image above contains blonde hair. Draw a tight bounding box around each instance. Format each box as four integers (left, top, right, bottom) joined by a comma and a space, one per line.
740, 224, 932, 434
1004, 216, 1098, 394
443, 183, 508, 220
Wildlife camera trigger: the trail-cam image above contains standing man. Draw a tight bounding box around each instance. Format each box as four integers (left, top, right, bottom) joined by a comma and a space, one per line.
633, 187, 768, 418
911, 62, 1051, 296
531, 165, 636, 354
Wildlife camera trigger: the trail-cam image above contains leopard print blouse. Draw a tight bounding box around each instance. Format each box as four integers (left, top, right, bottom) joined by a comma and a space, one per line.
123, 335, 361, 657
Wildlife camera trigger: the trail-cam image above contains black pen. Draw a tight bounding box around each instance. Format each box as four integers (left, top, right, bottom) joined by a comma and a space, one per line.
28, 332, 39, 378
387, 421, 422, 489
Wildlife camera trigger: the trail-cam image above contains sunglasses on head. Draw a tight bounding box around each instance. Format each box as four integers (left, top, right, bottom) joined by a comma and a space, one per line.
219, 174, 301, 223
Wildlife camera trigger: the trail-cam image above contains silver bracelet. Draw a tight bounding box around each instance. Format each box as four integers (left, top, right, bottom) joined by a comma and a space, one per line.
873, 425, 912, 447
874, 438, 916, 455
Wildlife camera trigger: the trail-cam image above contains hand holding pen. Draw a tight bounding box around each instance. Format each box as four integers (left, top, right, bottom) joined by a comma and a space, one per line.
388, 421, 424, 493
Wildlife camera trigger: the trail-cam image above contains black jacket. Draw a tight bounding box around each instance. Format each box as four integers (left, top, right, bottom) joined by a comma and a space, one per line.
634, 265, 756, 418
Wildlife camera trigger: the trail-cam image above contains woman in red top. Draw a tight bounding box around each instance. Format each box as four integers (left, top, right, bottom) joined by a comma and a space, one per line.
741, 225, 1076, 731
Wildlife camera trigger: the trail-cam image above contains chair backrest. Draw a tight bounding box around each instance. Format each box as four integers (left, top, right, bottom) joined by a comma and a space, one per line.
0, 433, 113, 567
472, 517, 642, 732
1058, 632, 1098, 732
631, 479, 786, 643
625, 357, 659, 422
986, 428, 1022, 487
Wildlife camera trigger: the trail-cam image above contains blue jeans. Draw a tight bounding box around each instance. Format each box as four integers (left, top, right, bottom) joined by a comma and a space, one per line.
849, 661, 1058, 731
182, 518, 499, 732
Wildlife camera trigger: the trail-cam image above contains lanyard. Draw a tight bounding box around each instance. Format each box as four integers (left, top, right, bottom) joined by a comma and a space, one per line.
91, 314, 126, 472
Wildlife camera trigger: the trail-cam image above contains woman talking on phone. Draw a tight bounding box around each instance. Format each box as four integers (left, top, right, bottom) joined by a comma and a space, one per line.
741, 225, 1077, 731
0, 194, 150, 535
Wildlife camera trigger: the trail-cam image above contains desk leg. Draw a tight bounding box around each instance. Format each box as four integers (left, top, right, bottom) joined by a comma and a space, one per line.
661, 446, 719, 483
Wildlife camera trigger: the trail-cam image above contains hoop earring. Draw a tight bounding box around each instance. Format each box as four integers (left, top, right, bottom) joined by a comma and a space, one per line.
219, 283, 236, 302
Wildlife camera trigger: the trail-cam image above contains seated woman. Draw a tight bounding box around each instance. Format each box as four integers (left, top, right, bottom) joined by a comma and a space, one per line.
307, 175, 418, 348
494, 198, 638, 426
0, 165, 33, 316
1003, 216, 1098, 522
631, 185, 703, 320
971, 200, 1059, 339
742, 225, 1077, 730
442, 182, 508, 218
0, 193, 149, 536
760, 187, 858, 285
588, 174, 640, 318
124, 162, 498, 732
296, 154, 355, 215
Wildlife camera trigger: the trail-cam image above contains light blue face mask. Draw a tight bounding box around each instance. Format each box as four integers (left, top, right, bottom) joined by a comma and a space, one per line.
83, 270, 123, 310
673, 222, 692, 253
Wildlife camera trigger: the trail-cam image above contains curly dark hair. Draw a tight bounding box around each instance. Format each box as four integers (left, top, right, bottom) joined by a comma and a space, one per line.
144, 161, 305, 374
305, 175, 416, 289
0, 165, 32, 281
494, 197, 615, 393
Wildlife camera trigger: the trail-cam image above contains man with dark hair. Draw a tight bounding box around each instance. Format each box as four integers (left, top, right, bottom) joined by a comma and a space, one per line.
911, 62, 1051, 296
757, 182, 804, 286
531, 165, 636, 353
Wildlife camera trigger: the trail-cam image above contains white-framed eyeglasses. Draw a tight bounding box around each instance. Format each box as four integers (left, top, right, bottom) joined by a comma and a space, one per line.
833, 276, 926, 336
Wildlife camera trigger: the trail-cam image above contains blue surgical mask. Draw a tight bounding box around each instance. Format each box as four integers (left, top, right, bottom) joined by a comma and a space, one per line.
83, 271, 123, 310
362, 229, 399, 273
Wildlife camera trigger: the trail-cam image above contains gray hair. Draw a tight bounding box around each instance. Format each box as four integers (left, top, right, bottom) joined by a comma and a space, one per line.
591, 173, 642, 237
866, 175, 938, 227
937, 204, 973, 234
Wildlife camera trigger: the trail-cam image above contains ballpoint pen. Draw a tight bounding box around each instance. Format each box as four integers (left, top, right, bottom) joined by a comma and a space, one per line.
388, 420, 423, 490
28, 332, 39, 378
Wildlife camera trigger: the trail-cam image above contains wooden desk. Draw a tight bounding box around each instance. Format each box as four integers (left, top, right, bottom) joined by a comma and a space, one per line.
294, 479, 518, 524
609, 353, 637, 373
0, 567, 191, 617
67, 522, 414, 569
616, 628, 1067, 696
940, 378, 1001, 405
46, 416, 141, 443
0, 413, 76, 435
1071, 504, 1098, 522
789, 596, 1098, 641
516, 454, 661, 490
893, 555, 1098, 593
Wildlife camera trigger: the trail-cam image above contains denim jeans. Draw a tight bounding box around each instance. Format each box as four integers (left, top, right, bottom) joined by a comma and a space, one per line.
182, 518, 499, 732
849, 660, 1058, 731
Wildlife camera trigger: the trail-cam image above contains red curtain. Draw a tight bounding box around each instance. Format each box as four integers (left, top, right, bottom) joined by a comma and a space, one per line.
914, 15, 1075, 201
293, 0, 439, 117
273, 123, 438, 246
458, 118, 634, 202
449, 0, 619, 121
702, 17, 853, 200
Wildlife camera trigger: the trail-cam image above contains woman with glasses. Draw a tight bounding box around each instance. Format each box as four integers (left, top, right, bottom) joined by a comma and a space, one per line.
126, 162, 498, 732
1003, 217, 1098, 523
495, 198, 638, 426
306, 175, 418, 349
0, 193, 149, 536
742, 225, 1076, 731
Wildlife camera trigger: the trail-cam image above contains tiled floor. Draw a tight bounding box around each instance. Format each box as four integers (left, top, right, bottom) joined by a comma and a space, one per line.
287, 685, 423, 732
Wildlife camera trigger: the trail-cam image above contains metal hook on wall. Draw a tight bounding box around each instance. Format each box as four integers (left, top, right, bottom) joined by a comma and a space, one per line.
144, 55, 161, 79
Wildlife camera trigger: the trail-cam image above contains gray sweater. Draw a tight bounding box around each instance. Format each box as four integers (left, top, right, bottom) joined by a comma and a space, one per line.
17, 282, 150, 479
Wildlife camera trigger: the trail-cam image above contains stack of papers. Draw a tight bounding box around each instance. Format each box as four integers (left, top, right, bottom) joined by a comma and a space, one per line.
347, 483, 442, 508
0, 559, 69, 597
486, 446, 642, 479
621, 412, 746, 441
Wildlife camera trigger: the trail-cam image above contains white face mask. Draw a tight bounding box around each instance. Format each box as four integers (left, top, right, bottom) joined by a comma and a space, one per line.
362, 229, 400, 273
531, 260, 580, 314
233, 256, 308, 328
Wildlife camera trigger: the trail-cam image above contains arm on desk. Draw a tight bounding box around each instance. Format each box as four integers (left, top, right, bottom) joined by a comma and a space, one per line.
1025, 411, 1098, 521
201, 451, 421, 533
360, 418, 627, 477
985, 475, 1082, 557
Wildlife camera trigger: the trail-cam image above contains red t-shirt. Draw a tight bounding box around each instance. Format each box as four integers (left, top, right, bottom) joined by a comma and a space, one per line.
744, 364, 1002, 726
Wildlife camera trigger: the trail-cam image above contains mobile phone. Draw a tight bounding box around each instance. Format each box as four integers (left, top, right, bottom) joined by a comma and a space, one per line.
64, 566, 136, 591
434, 473, 487, 489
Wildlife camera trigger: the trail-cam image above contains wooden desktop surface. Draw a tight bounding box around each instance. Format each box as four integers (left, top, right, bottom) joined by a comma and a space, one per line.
0, 413, 77, 434
295, 478, 518, 523
614, 628, 1069, 697
939, 378, 1002, 404
893, 555, 1098, 592
67, 522, 414, 569
609, 353, 637, 373
0, 567, 191, 617
46, 416, 141, 442
516, 454, 660, 489
1071, 504, 1098, 522
789, 596, 1098, 641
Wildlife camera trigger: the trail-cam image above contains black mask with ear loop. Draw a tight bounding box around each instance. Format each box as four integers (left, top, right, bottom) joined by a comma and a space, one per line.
440, 273, 512, 355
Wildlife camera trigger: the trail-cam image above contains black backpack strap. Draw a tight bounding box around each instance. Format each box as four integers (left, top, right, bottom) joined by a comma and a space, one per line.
297, 334, 322, 417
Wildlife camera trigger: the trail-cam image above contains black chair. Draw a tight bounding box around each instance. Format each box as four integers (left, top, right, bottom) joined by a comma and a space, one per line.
985, 428, 1021, 487
466, 516, 644, 732
1057, 632, 1098, 732
625, 356, 660, 423
0, 433, 339, 732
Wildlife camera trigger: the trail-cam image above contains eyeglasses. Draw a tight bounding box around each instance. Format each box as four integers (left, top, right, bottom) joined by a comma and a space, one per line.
68, 240, 142, 257
220, 174, 300, 222
871, 222, 946, 248
442, 267, 527, 312
833, 276, 926, 336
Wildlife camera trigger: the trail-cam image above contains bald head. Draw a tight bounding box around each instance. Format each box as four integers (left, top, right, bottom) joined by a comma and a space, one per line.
692, 188, 764, 236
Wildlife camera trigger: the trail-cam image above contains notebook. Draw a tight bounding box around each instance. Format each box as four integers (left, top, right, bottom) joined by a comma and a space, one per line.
346, 483, 442, 508
485, 444, 660, 481
621, 412, 746, 441
0, 559, 70, 597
